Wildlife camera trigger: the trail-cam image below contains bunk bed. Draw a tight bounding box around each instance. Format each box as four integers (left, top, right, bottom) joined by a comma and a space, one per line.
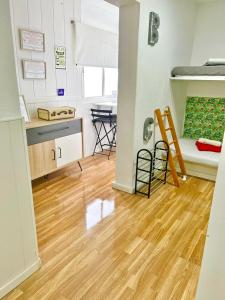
169, 60, 225, 180
171, 65, 225, 77
170, 96, 225, 181
171, 60, 225, 81
171, 138, 220, 181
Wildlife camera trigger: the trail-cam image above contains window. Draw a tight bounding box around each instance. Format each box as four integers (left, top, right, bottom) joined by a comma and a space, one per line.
104, 68, 118, 97
83, 66, 103, 98
83, 66, 118, 98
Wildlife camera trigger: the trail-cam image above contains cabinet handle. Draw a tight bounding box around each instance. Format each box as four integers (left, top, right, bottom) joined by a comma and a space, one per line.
58, 147, 62, 159
51, 149, 56, 161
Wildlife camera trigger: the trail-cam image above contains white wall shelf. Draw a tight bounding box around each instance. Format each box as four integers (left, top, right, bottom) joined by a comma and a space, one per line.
170, 76, 225, 81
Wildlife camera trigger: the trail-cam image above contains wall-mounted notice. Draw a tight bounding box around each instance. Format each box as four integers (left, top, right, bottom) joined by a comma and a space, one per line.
22, 60, 46, 79
55, 46, 66, 69
20, 29, 45, 52
19, 95, 31, 123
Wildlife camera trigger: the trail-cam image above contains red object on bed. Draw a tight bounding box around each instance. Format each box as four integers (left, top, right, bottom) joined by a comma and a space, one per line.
195, 141, 222, 153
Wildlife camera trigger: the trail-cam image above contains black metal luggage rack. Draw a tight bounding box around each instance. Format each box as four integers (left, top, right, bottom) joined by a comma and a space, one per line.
135, 141, 169, 198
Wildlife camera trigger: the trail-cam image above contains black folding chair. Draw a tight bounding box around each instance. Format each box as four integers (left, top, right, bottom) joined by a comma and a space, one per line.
91, 108, 117, 159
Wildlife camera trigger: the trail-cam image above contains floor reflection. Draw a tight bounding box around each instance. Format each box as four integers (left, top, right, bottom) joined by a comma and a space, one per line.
86, 198, 115, 230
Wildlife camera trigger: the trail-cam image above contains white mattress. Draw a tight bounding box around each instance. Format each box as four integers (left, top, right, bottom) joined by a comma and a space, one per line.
173, 138, 220, 168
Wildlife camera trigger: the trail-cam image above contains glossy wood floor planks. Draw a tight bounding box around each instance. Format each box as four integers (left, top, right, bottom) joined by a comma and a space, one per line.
3, 155, 215, 300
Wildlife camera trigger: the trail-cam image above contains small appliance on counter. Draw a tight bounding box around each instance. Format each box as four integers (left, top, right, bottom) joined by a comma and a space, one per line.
37, 106, 75, 121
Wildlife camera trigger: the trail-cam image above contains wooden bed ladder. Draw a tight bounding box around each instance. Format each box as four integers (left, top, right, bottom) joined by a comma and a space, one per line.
155, 106, 187, 187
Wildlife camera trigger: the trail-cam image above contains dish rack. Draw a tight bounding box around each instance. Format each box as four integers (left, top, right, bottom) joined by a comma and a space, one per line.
135, 141, 169, 198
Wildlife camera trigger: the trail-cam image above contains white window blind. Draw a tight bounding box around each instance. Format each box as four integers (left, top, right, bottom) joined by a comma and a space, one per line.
74, 22, 118, 68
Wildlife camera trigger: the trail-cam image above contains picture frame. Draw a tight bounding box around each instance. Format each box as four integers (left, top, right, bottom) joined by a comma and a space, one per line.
19, 95, 31, 123
22, 60, 46, 80
55, 46, 66, 69
20, 29, 45, 52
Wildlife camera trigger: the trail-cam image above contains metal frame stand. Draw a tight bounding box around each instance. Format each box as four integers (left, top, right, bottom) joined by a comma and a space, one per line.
135, 141, 169, 198
92, 120, 117, 159
77, 161, 83, 171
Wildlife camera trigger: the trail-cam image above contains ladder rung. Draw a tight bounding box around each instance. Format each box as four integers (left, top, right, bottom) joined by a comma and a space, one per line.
165, 127, 172, 132
169, 140, 176, 146
161, 113, 169, 117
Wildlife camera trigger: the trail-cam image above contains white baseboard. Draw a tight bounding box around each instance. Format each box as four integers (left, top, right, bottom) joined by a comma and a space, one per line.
174, 159, 217, 182
112, 180, 135, 194
182, 162, 217, 182
187, 169, 216, 181
0, 258, 41, 299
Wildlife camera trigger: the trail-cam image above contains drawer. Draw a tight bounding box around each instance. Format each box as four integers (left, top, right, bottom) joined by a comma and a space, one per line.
26, 119, 82, 146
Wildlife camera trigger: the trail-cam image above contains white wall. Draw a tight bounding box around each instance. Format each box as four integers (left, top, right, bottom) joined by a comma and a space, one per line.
186, 1, 225, 107
114, 0, 197, 191
192, 1, 225, 65
135, 0, 197, 149
10, 0, 82, 104
196, 133, 225, 300
0, 0, 39, 297
165, 0, 225, 143
10, 0, 119, 156
0, 0, 20, 118
169, 0, 225, 137
113, 2, 140, 192
0, 119, 40, 298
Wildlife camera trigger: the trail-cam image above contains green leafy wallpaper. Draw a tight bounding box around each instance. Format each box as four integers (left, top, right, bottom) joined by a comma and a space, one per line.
183, 97, 225, 142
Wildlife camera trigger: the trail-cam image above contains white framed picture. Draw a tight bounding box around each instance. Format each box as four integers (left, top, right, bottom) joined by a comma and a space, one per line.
55, 46, 66, 69
20, 29, 45, 52
22, 60, 46, 80
19, 95, 31, 123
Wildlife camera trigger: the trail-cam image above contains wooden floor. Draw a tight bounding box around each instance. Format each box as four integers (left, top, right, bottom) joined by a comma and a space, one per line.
4, 155, 215, 300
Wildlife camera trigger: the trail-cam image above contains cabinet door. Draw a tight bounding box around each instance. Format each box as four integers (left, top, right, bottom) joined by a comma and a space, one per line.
55, 133, 83, 168
28, 140, 57, 180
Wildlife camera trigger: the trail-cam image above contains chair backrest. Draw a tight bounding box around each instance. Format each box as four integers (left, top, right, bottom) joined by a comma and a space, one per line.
90, 108, 113, 121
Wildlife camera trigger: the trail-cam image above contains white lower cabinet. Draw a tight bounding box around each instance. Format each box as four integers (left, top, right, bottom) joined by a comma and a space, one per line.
26, 118, 83, 179
55, 133, 83, 168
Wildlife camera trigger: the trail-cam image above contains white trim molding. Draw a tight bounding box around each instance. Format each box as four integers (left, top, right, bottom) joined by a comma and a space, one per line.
112, 180, 135, 194
0, 258, 41, 298
0, 116, 23, 123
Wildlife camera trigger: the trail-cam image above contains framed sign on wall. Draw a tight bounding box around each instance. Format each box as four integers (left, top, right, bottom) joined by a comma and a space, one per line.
19, 95, 31, 123
20, 29, 45, 52
55, 46, 66, 69
22, 60, 46, 79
